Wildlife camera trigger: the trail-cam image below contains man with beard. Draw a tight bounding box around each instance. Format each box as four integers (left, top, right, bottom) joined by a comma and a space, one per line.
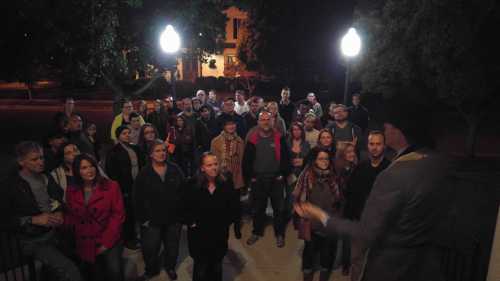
295, 99, 454, 281
343, 131, 391, 281
326, 104, 362, 151
178, 97, 197, 131
242, 96, 262, 134
243, 111, 290, 248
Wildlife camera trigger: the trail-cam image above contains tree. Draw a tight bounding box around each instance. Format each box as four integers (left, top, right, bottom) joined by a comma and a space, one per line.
237, 0, 354, 89
353, 0, 500, 157
1, 0, 227, 104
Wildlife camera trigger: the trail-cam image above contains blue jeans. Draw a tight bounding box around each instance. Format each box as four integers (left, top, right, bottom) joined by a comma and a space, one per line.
21, 234, 83, 281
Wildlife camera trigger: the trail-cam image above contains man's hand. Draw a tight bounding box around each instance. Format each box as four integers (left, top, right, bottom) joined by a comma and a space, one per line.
49, 212, 64, 226
31, 213, 55, 226
294, 202, 329, 224
251, 178, 257, 183
97, 246, 108, 255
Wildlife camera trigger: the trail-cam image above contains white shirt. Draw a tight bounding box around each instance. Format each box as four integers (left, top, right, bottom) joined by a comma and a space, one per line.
234, 101, 249, 115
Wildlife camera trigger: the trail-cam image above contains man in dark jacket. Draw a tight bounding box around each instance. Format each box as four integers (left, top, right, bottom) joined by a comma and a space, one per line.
348, 94, 369, 132
146, 99, 169, 140
296, 101, 453, 281
0, 141, 83, 281
344, 131, 391, 281
243, 111, 290, 248
195, 105, 219, 153
67, 113, 95, 157
242, 96, 261, 134
278, 87, 295, 128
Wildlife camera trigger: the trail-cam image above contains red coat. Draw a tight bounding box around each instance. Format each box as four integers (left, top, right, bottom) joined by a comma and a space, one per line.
65, 180, 125, 263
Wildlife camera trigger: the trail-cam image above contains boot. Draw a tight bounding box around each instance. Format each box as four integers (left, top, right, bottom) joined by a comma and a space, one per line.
319, 270, 331, 281
303, 272, 314, 281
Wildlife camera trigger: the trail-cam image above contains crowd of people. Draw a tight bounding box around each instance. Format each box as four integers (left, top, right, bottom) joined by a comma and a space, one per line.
2, 86, 439, 281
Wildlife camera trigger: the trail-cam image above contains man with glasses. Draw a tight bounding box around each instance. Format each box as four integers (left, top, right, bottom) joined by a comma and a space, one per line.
325, 104, 362, 150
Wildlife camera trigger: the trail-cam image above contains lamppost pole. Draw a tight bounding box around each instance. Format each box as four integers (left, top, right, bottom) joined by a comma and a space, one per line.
343, 62, 350, 105
340, 27, 361, 105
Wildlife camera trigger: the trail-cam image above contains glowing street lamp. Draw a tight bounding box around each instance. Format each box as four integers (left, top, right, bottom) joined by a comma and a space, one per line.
160, 25, 181, 98
340, 27, 361, 104
160, 25, 181, 54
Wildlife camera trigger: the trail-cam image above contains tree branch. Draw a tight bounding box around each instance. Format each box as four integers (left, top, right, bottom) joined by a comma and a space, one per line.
101, 71, 124, 99
131, 72, 163, 97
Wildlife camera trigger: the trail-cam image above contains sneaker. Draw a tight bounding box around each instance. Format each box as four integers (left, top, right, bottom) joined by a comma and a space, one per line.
246, 234, 260, 245
276, 236, 285, 248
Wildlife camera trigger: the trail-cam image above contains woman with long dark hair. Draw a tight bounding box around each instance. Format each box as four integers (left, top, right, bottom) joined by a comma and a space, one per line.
293, 149, 343, 281
65, 153, 125, 281
184, 152, 239, 281
306, 129, 335, 164
284, 122, 310, 223
137, 123, 160, 157
334, 142, 358, 276
134, 140, 185, 281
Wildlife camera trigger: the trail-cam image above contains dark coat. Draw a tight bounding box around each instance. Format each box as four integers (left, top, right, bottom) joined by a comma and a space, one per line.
242, 129, 291, 182
184, 174, 239, 261
279, 101, 296, 128
195, 117, 219, 152
343, 158, 391, 220
0, 171, 64, 236
65, 180, 125, 263
105, 143, 145, 195
325, 149, 453, 281
348, 105, 369, 131
68, 131, 95, 157
146, 111, 169, 140
133, 162, 186, 225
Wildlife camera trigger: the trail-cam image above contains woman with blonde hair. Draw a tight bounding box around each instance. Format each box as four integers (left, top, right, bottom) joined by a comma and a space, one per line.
266, 101, 287, 135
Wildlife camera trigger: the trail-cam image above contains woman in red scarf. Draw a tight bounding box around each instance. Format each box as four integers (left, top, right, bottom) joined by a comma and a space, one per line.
293, 149, 343, 281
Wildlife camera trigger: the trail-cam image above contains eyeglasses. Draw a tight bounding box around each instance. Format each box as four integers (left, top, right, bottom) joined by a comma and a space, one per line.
317, 157, 330, 161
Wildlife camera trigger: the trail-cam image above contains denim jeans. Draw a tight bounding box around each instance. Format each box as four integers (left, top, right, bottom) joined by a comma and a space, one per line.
21, 234, 83, 281
302, 232, 338, 272
140, 223, 181, 276
251, 176, 285, 237
80, 244, 124, 281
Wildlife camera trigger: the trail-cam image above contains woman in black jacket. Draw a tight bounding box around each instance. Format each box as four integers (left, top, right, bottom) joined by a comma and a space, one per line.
105, 125, 145, 250
184, 152, 239, 281
134, 139, 185, 281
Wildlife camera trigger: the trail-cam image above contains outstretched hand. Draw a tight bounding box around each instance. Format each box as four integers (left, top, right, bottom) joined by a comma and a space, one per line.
294, 202, 329, 224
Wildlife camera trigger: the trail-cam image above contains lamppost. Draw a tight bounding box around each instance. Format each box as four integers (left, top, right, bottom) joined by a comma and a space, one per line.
340, 27, 361, 105
160, 25, 181, 99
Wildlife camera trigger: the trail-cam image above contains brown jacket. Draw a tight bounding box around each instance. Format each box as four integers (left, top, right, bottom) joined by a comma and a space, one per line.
210, 133, 245, 189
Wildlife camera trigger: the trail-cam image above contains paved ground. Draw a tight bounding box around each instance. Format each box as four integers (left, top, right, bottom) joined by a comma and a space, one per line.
122, 219, 351, 281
